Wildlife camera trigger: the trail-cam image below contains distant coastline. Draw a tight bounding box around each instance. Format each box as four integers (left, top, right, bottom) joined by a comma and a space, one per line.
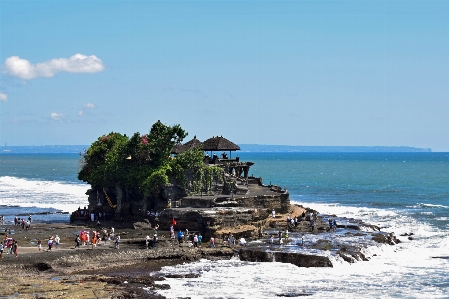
239, 144, 432, 153
0, 144, 432, 154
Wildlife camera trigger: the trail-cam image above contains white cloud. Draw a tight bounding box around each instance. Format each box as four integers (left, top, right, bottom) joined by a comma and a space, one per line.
84, 103, 95, 109
50, 112, 63, 121
78, 110, 85, 116
0, 93, 7, 102
3, 54, 104, 79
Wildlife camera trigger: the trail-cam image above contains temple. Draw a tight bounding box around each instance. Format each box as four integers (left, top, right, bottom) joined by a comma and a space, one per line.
74, 135, 290, 239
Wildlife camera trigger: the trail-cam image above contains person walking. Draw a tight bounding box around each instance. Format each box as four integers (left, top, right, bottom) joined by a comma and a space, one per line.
152, 234, 157, 248
13, 240, 18, 257
177, 230, 184, 245
37, 239, 42, 251
115, 235, 120, 249
54, 235, 60, 249
145, 235, 150, 249
47, 238, 53, 251
75, 235, 80, 249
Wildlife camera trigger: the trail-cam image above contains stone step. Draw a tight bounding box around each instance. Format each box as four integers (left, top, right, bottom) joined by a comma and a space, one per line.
214, 201, 240, 207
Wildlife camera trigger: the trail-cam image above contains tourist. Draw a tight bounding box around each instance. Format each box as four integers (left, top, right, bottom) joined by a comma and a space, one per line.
152, 234, 157, 248
75, 235, 80, 249
228, 234, 235, 247
294, 216, 298, 227
285, 229, 289, 240
301, 211, 306, 221
278, 231, 283, 245
301, 234, 305, 247
9, 239, 14, 254
12, 240, 18, 257
154, 223, 159, 234
177, 230, 184, 244
198, 234, 202, 246
169, 225, 174, 239
145, 235, 150, 249
48, 237, 53, 251
286, 215, 291, 227
269, 235, 274, 248
92, 234, 97, 249
239, 237, 247, 246
54, 235, 60, 249
115, 235, 120, 249
272, 209, 276, 218
209, 237, 215, 248
193, 235, 198, 247
0, 242, 3, 258
310, 218, 315, 232
110, 227, 115, 238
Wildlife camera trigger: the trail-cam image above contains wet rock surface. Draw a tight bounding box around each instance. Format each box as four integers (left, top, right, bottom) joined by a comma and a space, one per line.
0, 205, 401, 298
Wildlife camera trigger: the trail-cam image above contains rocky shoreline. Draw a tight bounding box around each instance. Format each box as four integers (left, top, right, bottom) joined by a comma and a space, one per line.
0, 204, 401, 299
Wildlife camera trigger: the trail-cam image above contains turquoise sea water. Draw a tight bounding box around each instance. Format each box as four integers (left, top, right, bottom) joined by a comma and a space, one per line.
1, 151, 448, 298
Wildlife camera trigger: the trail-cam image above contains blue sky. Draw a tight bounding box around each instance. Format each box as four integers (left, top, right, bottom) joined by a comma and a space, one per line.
1, 1, 448, 151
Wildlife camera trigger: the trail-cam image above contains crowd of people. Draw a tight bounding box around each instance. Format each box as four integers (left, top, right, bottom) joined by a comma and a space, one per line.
2, 235, 18, 258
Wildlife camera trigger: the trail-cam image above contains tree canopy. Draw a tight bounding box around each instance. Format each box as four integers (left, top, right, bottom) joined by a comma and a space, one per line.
78, 121, 192, 195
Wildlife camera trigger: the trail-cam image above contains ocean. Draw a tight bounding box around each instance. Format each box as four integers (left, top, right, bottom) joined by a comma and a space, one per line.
1, 151, 448, 298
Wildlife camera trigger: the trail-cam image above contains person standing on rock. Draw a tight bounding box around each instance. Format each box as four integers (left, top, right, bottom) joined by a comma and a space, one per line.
177, 230, 184, 244
0, 242, 3, 258
115, 235, 120, 249
198, 234, 202, 246
272, 209, 276, 218
301, 234, 305, 247
209, 237, 215, 248
13, 240, 18, 257
54, 235, 60, 249
169, 225, 174, 239
152, 234, 158, 248
47, 238, 53, 251
310, 218, 315, 232
75, 235, 80, 249
145, 235, 150, 249
193, 235, 198, 247
278, 231, 284, 245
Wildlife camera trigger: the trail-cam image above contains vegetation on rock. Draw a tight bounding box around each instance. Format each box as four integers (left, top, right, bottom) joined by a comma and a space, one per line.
78, 121, 223, 201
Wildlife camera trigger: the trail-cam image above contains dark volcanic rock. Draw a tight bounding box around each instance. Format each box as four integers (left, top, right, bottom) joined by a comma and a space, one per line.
239, 248, 333, 267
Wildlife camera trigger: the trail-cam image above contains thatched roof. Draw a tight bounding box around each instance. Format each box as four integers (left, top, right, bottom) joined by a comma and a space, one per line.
171, 143, 184, 154
171, 136, 202, 154
202, 136, 240, 151
183, 136, 202, 150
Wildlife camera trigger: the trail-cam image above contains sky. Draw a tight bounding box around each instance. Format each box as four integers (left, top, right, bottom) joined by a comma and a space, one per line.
0, 1, 448, 151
